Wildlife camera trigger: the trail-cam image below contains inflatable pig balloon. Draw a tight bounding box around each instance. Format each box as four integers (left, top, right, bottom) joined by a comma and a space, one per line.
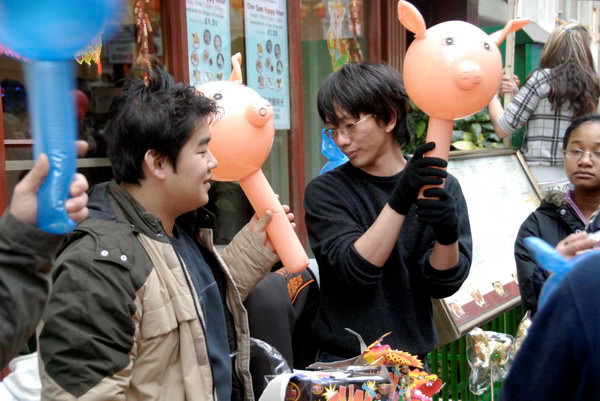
199, 54, 309, 273
397, 0, 530, 163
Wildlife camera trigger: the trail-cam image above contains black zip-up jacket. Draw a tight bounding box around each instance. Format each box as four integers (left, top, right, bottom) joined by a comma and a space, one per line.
515, 190, 600, 316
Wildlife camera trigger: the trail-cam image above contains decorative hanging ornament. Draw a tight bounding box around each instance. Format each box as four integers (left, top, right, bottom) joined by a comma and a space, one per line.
313, 1, 326, 20
75, 36, 103, 65
134, 0, 153, 80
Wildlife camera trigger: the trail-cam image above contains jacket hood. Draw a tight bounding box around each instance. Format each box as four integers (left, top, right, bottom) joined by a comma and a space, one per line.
542, 190, 568, 208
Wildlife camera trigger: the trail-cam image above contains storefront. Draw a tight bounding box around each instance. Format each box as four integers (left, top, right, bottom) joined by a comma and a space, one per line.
0, 0, 477, 246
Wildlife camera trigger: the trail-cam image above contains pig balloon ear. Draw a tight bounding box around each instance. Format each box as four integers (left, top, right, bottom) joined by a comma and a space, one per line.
228, 52, 243, 84
397, 0, 426, 39
490, 18, 531, 46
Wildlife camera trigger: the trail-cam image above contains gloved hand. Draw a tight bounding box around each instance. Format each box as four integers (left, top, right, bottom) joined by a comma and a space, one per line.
415, 187, 459, 245
387, 142, 448, 215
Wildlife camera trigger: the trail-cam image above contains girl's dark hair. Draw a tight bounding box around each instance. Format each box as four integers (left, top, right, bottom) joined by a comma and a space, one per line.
540, 23, 600, 118
104, 67, 218, 184
316, 63, 410, 147
562, 114, 600, 149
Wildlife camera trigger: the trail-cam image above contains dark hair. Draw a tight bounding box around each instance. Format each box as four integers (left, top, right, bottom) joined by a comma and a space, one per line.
316, 63, 410, 147
562, 113, 600, 149
540, 23, 600, 118
104, 67, 218, 184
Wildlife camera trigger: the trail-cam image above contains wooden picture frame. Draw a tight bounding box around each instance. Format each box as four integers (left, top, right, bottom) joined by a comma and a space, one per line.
434, 148, 542, 345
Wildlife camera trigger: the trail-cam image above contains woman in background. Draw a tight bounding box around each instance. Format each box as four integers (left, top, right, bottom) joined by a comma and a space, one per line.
489, 23, 600, 192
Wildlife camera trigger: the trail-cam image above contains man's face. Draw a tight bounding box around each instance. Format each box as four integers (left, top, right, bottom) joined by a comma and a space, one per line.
564, 121, 600, 192
165, 121, 217, 214
327, 107, 395, 175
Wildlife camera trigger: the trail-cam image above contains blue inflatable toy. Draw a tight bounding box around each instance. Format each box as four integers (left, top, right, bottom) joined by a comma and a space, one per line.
524, 236, 600, 310
319, 129, 348, 175
0, 0, 122, 233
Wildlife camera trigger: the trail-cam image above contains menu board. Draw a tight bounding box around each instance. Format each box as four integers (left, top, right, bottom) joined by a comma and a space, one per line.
186, 0, 232, 85
244, 0, 291, 129
434, 149, 541, 345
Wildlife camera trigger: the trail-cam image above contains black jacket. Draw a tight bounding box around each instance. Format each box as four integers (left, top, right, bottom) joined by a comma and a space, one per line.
515, 190, 600, 316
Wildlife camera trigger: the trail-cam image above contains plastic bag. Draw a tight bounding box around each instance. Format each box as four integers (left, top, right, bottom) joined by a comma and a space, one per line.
466, 327, 514, 395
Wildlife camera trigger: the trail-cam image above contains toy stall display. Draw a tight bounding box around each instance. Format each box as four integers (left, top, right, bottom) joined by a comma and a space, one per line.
198, 54, 309, 273
260, 331, 443, 401
466, 311, 531, 399
0, 0, 123, 233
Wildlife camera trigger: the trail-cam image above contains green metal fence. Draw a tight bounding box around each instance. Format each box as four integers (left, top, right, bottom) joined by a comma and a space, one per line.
426, 306, 525, 401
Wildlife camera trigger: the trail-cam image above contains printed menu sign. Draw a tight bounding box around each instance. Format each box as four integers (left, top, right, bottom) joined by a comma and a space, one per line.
186, 0, 231, 85
244, 0, 290, 130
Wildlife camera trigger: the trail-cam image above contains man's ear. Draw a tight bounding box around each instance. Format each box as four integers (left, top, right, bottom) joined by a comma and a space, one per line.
385, 111, 398, 134
143, 150, 169, 180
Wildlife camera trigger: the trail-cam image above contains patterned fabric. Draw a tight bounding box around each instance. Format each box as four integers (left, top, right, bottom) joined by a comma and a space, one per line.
498, 69, 574, 166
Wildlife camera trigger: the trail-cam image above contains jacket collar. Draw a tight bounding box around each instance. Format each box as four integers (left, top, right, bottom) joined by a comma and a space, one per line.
87, 181, 215, 242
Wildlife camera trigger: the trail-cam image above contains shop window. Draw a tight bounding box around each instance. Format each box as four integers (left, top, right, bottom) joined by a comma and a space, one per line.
300, 0, 369, 185
0, 0, 164, 201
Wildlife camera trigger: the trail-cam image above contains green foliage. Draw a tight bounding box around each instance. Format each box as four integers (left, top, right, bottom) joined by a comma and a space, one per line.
405, 101, 503, 153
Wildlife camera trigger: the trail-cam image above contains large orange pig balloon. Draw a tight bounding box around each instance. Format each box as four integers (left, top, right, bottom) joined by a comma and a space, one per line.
198, 54, 309, 273
397, 0, 529, 163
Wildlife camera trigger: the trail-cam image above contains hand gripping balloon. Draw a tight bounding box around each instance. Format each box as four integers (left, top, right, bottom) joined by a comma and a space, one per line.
0, 0, 122, 233
199, 54, 309, 273
397, 1, 529, 193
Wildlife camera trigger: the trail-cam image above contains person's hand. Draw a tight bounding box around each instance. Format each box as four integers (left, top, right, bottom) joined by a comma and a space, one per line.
498, 74, 520, 97
10, 141, 90, 226
387, 142, 447, 215
415, 187, 459, 245
556, 232, 599, 259
249, 204, 295, 253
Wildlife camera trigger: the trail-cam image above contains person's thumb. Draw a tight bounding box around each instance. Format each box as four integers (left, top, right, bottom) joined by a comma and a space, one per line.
20, 154, 49, 192
254, 210, 273, 232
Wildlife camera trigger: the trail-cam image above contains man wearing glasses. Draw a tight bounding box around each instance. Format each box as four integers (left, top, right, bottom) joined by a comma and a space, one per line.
304, 62, 472, 362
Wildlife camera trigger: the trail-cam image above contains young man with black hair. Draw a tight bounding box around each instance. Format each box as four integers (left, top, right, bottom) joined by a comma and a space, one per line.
37, 68, 283, 401
304, 63, 472, 360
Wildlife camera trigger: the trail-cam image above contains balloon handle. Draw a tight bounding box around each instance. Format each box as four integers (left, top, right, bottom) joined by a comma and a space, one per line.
418, 117, 453, 199
239, 169, 309, 273
25, 61, 77, 234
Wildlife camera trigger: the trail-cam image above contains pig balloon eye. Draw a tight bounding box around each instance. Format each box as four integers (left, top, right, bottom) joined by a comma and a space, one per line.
214, 93, 223, 100
441, 37, 454, 46
483, 42, 491, 51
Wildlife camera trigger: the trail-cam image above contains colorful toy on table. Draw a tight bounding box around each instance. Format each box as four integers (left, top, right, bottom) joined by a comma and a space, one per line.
396, 0, 529, 188
197, 53, 309, 273
0, 0, 122, 233
320, 129, 349, 175
466, 327, 514, 398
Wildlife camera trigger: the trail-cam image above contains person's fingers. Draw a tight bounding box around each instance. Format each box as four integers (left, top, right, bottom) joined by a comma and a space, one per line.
252, 210, 273, 233
65, 193, 89, 214
17, 154, 50, 193
415, 157, 448, 170
282, 204, 290, 213
291, 222, 297, 229
417, 165, 448, 178
76, 140, 89, 157
287, 212, 295, 222
413, 142, 436, 159
69, 173, 89, 197
68, 206, 89, 223
422, 187, 450, 200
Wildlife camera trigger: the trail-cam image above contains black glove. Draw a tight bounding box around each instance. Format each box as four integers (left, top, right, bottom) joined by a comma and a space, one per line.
387, 142, 448, 215
415, 187, 459, 245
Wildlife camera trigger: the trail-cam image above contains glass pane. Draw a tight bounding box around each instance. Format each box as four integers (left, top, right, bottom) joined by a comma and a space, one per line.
0, 0, 165, 198
301, 0, 368, 184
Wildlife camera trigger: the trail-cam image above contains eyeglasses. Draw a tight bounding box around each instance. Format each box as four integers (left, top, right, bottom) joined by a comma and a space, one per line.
324, 114, 373, 140
564, 148, 600, 160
